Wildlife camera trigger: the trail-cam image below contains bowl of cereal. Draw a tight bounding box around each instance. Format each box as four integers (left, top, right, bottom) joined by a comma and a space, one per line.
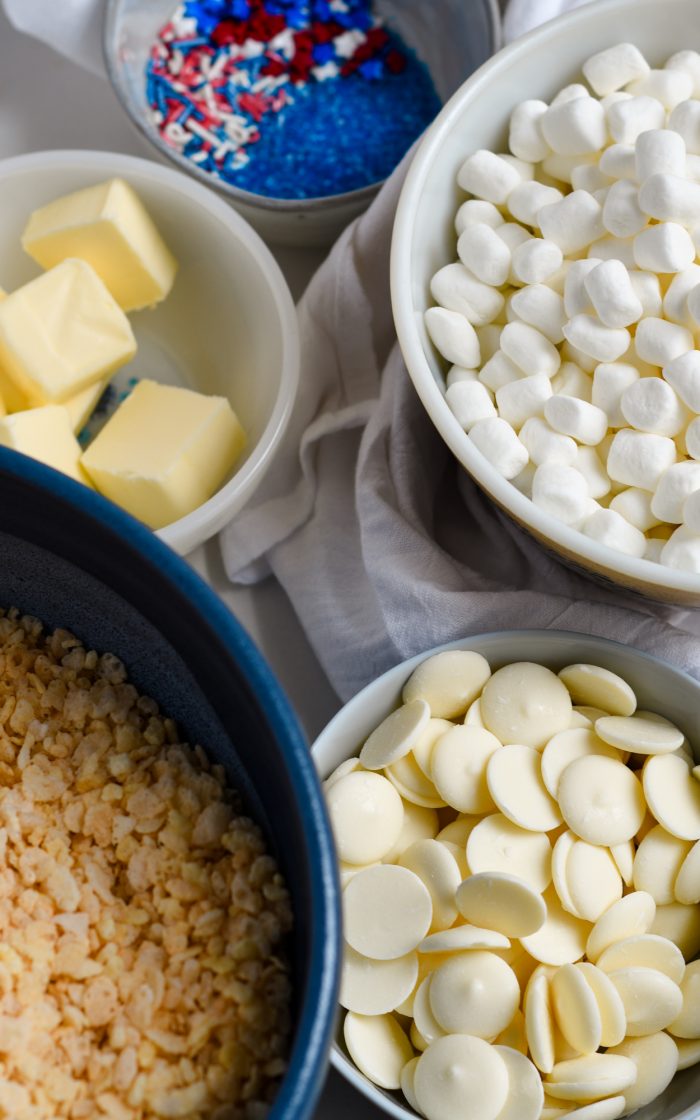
392, 0, 700, 605
312, 629, 700, 1120
0, 447, 340, 1120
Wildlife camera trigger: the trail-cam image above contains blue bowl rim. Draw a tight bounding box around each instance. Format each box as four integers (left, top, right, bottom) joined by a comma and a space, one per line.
0, 446, 341, 1120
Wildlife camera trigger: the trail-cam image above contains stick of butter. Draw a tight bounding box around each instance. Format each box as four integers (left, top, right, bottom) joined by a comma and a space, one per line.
22, 179, 178, 312
0, 259, 136, 410
0, 405, 94, 486
64, 380, 108, 435
81, 380, 246, 529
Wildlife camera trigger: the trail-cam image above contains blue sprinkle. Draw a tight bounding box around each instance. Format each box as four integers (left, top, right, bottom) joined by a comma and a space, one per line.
171, 36, 210, 48
358, 58, 383, 80
312, 41, 335, 63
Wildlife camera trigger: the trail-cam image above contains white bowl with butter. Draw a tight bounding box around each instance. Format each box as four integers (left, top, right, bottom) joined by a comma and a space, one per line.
0, 149, 299, 555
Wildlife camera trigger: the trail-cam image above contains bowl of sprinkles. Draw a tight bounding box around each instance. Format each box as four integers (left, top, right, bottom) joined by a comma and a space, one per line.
104, 0, 500, 245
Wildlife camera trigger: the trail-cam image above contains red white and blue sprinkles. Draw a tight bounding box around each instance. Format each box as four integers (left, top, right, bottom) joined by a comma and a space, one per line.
146, 0, 440, 199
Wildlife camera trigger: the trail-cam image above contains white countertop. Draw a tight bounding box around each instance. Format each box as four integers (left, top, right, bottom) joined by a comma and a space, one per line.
0, 9, 371, 1117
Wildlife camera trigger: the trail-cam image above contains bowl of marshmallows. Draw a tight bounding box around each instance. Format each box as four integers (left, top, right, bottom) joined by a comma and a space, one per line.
392, 0, 700, 604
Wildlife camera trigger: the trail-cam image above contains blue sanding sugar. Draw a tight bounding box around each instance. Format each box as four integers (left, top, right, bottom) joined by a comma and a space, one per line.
233, 42, 440, 198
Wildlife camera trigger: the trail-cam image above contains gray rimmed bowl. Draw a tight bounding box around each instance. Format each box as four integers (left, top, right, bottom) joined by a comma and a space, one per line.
103, 0, 500, 246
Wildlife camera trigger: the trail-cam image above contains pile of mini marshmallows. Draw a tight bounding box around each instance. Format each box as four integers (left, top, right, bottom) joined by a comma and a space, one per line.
324, 650, 700, 1120
425, 43, 700, 574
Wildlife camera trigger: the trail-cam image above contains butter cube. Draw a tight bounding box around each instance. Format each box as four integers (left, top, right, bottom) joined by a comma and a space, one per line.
81, 380, 246, 529
0, 405, 94, 486
0, 259, 136, 409
64, 380, 108, 434
22, 179, 178, 312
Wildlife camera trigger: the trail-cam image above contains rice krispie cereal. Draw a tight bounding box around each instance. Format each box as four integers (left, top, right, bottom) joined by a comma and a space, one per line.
0, 608, 293, 1120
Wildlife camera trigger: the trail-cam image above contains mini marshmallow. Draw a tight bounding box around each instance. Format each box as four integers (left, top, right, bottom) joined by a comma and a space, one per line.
446, 380, 498, 431
662, 265, 700, 327
628, 271, 663, 318
686, 283, 700, 327
584, 259, 643, 328
495, 222, 532, 255
510, 284, 566, 343
661, 524, 700, 572
457, 150, 523, 204
469, 416, 529, 479
540, 97, 607, 156
511, 461, 536, 496
509, 99, 550, 163
666, 50, 700, 98
520, 416, 578, 465
600, 91, 633, 111
644, 537, 666, 563
560, 339, 597, 373
683, 488, 700, 532
602, 179, 648, 238
457, 224, 512, 287
571, 163, 611, 192
479, 351, 522, 392
446, 365, 479, 387
599, 144, 637, 180
638, 173, 700, 225
552, 361, 594, 401
651, 461, 700, 522
475, 325, 503, 365
508, 181, 564, 227
592, 363, 640, 427
634, 316, 694, 367
500, 154, 536, 181
576, 445, 612, 498
532, 462, 591, 525
622, 378, 687, 440
592, 185, 610, 207
500, 321, 561, 378
587, 235, 637, 267
511, 238, 563, 285
455, 199, 505, 235
539, 191, 605, 254
496, 374, 553, 428
627, 69, 694, 110
635, 128, 687, 180
583, 43, 650, 96
663, 350, 700, 411
669, 99, 700, 154
607, 96, 666, 145
686, 417, 700, 459
425, 307, 481, 367
582, 506, 647, 557
551, 83, 591, 106
545, 259, 573, 295
562, 314, 631, 363
633, 223, 696, 272
687, 155, 700, 183
564, 259, 600, 317
430, 264, 505, 326
607, 428, 677, 489
545, 393, 609, 444
610, 487, 660, 530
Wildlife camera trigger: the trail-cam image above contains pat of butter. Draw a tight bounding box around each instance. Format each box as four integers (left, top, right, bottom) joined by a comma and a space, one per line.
81, 379, 246, 529
64, 379, 108, 435
22, 178, 178, 312
0, 259, 136, 410
0, 405, 94, 486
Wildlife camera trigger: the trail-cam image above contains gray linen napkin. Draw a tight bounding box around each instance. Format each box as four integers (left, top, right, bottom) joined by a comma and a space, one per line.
220, 162, 700, 702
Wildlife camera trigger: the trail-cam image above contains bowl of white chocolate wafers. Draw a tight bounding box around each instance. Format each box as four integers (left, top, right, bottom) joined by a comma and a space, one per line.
392, 0, 700, 604
313, 629, 700, 1120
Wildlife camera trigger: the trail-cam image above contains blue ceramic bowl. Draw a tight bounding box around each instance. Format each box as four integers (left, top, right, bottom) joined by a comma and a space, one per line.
0, 447, 340, 1120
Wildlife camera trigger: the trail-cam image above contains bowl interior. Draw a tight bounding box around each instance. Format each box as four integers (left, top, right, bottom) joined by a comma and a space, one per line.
391, 0, 700, 601
313, 629, 700, 1120
0, 449, 339, 1120
0, 150, 296, 552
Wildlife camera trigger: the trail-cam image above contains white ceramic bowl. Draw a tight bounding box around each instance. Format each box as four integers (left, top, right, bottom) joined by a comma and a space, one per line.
391, 0, 700, 607
311, 629, 700, 1120
0, 149, 299, 555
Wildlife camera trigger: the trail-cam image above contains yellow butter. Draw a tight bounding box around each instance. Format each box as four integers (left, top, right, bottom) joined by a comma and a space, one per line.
22, 178, 178, 312
0, 405, 94, 486
0, 259, 136, 409
81, 379, 246, 529
63, 379, 108, 434
0, 287, 6, 302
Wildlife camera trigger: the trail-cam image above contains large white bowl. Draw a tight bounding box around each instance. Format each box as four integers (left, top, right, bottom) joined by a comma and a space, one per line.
391, 0, 700, 607
0, 150, 299, 555
311, 629, 700, 1120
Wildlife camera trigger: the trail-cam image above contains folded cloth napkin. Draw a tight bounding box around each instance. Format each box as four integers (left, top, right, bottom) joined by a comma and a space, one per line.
221, 160, 700, 700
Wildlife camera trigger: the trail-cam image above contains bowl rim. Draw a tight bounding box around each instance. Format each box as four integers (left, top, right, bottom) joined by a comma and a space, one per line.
102, 0, 502, 213
311, 626, 700, 1120
390, 0, 700, 597
0, 445, 342, 1120
0, 148, 300, 555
